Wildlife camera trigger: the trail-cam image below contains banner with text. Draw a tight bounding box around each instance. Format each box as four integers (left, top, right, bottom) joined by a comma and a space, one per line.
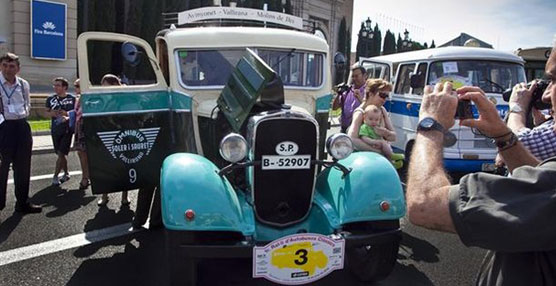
31, 0, 67, 60
178, 7, 303, 30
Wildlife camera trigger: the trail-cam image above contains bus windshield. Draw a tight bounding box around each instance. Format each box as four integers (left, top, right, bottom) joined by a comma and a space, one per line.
428, 60, 526, 93
177, 48, 325, 88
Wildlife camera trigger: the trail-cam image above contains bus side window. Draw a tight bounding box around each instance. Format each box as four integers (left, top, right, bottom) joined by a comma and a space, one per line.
395, 64, 415, 94
412, 63, 428, 95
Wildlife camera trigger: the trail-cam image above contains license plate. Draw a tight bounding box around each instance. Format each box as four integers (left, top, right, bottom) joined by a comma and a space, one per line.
253, 233, 345, 285
261, 155, 311, 170
482, 163, 496, 172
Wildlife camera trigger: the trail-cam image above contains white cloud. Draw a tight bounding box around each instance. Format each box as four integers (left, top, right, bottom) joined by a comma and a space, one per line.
352, 0, 556, 52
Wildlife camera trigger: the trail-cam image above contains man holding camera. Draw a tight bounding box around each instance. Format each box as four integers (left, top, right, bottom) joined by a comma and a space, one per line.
505, 78, 555, 160
332, 64, 367, 133
406, 42, 556, 285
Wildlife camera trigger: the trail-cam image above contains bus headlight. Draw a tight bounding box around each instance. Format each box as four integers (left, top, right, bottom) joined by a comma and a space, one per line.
219, 133, 248, 163
326, 133, 353, 160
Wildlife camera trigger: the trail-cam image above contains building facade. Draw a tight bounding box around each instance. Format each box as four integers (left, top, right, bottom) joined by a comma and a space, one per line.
0, 0, 78, 89
0, 0, 352, 89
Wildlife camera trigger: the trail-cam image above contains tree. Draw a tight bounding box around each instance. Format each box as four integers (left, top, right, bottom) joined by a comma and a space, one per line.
382, 30, 396, 55
371, 23, 381, 56
424, 42, 429, 49
355, 22, 365, 61
335, 17, 349, 84
430, 40, 436, 48
284, 0, 292, 14
396, 33, 403, 53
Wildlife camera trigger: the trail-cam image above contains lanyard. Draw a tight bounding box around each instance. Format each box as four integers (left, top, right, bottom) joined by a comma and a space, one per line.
0, 81, 20, 105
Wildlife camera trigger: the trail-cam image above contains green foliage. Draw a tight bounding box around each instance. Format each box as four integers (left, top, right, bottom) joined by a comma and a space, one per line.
430, 40, 436, 48
335, 17, 349, 84
383, 30, 396, 55
284, 0, 292, 14
371, 23, 381, 56
396, 33, 403, 53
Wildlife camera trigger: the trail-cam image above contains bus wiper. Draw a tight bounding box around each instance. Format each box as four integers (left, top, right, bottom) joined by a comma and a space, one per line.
272, 48, 296, 70
483, 78, 505, 92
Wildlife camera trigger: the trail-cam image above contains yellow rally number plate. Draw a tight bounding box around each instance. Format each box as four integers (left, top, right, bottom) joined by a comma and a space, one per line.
252, 233, 345, 285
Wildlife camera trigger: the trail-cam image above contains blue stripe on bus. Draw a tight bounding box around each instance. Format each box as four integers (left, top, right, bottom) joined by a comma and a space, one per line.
444, 159, 494, 172
386, 99, 508, 118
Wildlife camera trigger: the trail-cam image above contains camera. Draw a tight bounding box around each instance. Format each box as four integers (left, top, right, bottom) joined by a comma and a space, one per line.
455, 99, 473, 119
502, 79, 551, 110
334, 83, 350, 95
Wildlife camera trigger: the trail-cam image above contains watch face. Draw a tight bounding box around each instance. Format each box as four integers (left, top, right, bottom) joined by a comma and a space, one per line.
421, 118, 435, 129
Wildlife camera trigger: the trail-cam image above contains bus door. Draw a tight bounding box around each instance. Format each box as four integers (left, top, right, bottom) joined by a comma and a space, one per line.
390, 62, 422, 153
77, 32, 171, 194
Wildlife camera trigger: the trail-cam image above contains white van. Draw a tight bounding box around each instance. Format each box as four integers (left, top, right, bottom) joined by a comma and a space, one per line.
359, 47, 526, 172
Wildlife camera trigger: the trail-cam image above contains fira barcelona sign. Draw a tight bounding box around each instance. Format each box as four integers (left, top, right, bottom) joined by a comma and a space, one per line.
31, 0, 67, 60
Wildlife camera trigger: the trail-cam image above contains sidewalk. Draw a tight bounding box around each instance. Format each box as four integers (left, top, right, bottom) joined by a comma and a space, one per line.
32, 132, 56, 155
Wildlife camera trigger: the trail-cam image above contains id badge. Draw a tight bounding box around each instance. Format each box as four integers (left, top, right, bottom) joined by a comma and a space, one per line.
8, 103, 25, 115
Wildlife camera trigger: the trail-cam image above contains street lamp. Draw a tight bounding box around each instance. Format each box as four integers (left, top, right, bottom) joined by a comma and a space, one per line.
402, 29, 413, 52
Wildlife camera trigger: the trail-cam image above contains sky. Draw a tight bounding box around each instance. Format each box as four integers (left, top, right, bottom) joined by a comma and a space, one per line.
351, 0, 556, 52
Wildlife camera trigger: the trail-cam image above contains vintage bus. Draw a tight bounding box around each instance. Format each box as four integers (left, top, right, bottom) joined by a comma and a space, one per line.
359, 47, 526, 172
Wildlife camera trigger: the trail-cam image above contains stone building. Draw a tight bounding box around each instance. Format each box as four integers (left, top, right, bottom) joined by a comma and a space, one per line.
0, 0, 353, 89
0, 0, 78, 89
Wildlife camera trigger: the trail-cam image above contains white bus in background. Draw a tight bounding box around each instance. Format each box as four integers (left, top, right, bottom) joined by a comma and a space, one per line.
358, 47, 526, 173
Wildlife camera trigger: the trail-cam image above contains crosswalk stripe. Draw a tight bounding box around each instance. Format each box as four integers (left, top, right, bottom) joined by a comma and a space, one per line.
0, 222, 146, 266
7, 170, 83, 185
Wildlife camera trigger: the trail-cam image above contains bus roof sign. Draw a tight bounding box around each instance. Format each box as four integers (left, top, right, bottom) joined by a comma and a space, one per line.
177, 7, 303, 30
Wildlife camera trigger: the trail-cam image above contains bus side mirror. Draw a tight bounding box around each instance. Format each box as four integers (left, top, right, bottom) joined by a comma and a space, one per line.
410, 73, 424, 89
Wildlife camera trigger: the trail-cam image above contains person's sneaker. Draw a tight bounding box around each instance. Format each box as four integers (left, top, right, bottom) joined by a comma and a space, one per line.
60, 173, 71, 184
15, 203, 42, 214
52, 176, 60, 186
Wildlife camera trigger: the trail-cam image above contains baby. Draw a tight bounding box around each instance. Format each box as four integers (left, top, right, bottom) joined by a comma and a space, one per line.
359, 105, 394, 159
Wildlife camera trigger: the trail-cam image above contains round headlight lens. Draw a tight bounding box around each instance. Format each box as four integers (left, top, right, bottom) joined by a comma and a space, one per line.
219, 133, 248, 163
326, 133, 353, 160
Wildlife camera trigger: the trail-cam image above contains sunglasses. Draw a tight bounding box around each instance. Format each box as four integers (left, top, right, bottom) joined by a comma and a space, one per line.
74, 85, 80, 88
378, 92, 389, 99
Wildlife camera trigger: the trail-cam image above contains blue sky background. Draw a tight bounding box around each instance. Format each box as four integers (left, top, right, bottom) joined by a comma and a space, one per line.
352, 0, 556, 52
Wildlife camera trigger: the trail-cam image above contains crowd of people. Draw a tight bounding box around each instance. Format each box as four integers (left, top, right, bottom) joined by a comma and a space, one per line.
0, 55, 157, 229
1, 34, 556, 284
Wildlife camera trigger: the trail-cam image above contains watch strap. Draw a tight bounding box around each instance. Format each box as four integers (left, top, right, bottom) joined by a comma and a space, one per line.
493, 132, 518, 151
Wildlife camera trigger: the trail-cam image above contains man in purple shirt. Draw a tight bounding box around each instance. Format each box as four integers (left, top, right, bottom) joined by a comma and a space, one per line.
332, 65, 367, 133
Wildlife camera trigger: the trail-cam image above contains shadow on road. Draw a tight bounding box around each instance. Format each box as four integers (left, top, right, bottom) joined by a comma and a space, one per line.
68, 229, 169, 286
398, 231, 440, 263
377, 261, 435, 286
72, 205, 135, 257
30, 185, 96, 217
0, 213, 23, 244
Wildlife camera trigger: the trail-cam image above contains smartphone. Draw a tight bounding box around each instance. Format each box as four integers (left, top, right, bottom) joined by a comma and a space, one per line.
455, 100, 473, 119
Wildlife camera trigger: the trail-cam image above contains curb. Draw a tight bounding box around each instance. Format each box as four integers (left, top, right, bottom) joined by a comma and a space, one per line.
32, 130, 51, 136
32, 148, 76, 155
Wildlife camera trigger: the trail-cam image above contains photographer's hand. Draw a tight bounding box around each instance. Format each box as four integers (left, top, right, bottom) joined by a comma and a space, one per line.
507, 81, 537, 131
457, 86, 539, 171
509, 81, 536, 111
420, 82, 458, 129
457, 86, 510, 137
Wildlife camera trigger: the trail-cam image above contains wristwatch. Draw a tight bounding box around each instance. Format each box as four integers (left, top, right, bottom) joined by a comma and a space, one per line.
417, 117, 457, 147
493, 132, 518, 151
417, 117, 445, 133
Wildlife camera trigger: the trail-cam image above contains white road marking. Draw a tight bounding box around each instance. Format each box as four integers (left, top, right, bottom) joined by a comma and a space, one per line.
7, 170, 82, 185
0, 222, 147, 266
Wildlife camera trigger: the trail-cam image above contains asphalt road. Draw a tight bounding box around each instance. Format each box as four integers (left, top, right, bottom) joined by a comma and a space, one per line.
0, 152, 487, 286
